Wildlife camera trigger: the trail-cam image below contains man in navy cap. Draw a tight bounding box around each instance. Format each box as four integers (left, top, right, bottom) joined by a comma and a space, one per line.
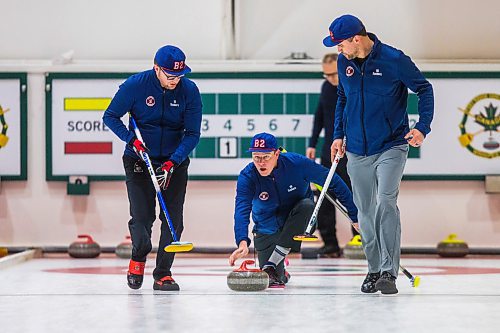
229, 133, 358, 288
323, 15, 434, 294
103, 45, 202, 291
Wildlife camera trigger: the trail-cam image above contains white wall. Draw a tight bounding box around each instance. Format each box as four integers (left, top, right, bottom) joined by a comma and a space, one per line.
0, 0, 230, 60
236, 0, 500, 60
1, 0, 500, 61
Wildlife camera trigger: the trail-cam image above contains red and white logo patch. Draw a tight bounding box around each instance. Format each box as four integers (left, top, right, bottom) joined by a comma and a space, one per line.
259, 192, 269, 201
346, 66, 354, 77
146, 96, 155, 107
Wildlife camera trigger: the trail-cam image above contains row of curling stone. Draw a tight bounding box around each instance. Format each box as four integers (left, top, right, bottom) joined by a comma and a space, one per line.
301, 233, 469, 259
437, 233, 469, 257
68, 235, 133, 259
301, 235, 366, 259
227, 260, 269, 291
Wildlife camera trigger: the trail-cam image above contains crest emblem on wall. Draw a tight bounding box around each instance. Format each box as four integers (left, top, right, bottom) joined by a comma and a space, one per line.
0, 105, 10, 149
458, 93, 499, 159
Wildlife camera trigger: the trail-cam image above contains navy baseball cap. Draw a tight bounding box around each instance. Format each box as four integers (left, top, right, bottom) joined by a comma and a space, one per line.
247, 133, 278, 153
323, 14, 365, 47
154, 45, 191, 76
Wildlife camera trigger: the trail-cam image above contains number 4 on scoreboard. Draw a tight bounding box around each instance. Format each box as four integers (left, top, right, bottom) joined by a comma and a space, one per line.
219, 137, 238, 158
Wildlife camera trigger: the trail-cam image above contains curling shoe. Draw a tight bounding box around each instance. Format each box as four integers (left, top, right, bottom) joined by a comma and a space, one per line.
263, 265, 285, 289
127, 260, 145, 290
283, 257, 291, 284
361, 272, 380, 293
283, 269, 291, 284
375, 271, 398, 295
153, 276, 180, 291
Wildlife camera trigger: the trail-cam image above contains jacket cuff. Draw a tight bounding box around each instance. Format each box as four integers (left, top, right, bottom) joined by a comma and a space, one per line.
413, 122, 429, 137
128, 135, 137, 146
236, 237, 251, 248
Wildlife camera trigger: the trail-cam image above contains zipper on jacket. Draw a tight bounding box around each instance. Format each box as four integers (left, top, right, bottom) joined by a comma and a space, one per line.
360, 67, 367, 155
271, 175, 282, 207
359, 42, 376, 156
271, 175, 282, 226
160, 89, 166, 158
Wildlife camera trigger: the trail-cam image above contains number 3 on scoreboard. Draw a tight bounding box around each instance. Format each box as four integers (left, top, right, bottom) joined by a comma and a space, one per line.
201, 119, 209, 131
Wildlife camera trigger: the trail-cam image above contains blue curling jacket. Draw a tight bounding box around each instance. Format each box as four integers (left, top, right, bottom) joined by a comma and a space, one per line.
233, 152, 358, 246
334, 33, 434, 156
103, 69, 202, 165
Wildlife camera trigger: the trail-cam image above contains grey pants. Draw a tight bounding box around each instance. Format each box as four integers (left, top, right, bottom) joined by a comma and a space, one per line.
346, 144, 408, 277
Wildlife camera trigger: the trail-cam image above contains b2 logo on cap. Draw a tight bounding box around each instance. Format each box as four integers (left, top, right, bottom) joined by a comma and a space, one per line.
173, 61, 185, 70
254, 139, 266, 148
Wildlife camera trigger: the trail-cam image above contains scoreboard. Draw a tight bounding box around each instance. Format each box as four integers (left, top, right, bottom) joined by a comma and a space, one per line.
45, 73, 325, 180
45, 72, 500, 182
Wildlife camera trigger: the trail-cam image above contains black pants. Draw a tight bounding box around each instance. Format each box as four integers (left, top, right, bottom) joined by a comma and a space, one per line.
316, 155, 358, 250
254, 198, 314, 280
123, 155, 189, 280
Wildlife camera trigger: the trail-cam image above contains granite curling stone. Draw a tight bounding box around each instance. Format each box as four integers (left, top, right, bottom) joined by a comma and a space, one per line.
227, 260, 269, 291
68, 234, 101, 258
115, 235, 132, 259
343, 235, 366, 259
437, 233, 469, 258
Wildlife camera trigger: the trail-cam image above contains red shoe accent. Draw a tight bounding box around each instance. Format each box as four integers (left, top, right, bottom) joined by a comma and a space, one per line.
269, 283, 286, 289
128, 260, 145, 275
153, 275, 179, 291
157, 276, 175, 283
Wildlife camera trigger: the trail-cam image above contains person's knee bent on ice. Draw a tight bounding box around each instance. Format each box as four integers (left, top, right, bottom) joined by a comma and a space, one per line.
229, 133, 358, 288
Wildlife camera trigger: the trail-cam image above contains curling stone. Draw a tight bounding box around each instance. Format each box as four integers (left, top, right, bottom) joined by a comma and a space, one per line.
0, 247, 8, 258
68, 234, 101, 258
301, 247, 319, 259
437, 233, 469, 258
343, 235, 366, 259
227, 260, 269, 291
115, 235, 132, 259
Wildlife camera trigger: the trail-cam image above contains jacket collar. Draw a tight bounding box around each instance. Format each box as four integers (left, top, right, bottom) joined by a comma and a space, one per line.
150, 69, 163, 91
343, 33, 381, 69
367, 32, 381, 58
